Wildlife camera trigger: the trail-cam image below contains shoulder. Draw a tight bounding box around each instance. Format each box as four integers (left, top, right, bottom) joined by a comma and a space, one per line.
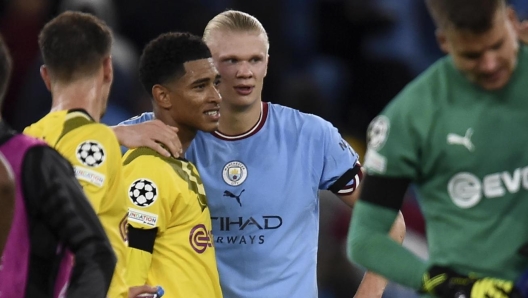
381, 57, 454, 124
65, 120, 120, 149
24, 145, 74, 177
123, 147, 165, 166
267, 102, 334, 134
123, 148, 180, 174
123, 149, 184, 194
118, 112, 155, 126
392, 57, 451, 107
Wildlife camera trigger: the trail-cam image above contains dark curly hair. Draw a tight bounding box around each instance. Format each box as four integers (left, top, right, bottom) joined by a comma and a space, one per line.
139, 32, 212, 97
38, 11, 112, 82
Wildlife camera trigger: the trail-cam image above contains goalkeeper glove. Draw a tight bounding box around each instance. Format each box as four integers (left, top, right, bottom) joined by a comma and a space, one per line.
421, 265, 521, 298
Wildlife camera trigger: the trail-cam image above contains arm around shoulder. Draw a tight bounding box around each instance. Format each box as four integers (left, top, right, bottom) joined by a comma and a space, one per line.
111, 120, 181, 158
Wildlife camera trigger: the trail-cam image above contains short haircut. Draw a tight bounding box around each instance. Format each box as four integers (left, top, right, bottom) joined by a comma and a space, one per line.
0, 35, 12, 106
139, 32, 212, 96
203, 10, 269, 50
38, 11, 113, 82
426, 0, 505, 33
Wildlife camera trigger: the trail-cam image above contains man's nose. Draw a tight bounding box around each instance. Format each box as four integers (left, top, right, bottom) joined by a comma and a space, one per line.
236, 61, 253, 78
478, 51, 499, 73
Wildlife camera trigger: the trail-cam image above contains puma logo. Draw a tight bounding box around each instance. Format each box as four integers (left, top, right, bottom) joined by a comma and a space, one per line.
447, 128, 474, 152
223, 189, 245, 207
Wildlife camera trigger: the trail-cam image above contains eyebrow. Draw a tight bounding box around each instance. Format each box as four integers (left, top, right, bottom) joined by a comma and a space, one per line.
191, 74, 221, 85
219, 53, 264, 61
460, 38, 504, 58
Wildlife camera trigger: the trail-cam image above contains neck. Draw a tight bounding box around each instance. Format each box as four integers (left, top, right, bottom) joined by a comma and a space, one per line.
218, 100, 262, 135
153, 106, 196, 154
50, 78, 104, 122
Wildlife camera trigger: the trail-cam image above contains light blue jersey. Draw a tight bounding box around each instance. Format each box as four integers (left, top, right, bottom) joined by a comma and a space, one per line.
120, 102, 360, 298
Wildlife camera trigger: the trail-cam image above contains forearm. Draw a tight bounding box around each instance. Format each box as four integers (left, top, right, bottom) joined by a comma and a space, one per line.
347, 201, 427, 289
110, 118, 181, 157
354, 211, 406, 297
354, 272, 387, 298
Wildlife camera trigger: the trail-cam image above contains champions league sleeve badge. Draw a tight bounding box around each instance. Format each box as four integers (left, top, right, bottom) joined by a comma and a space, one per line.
129, 178, 158, 207
222, 161, 248, 186
367, 115, 390, 150
76, 140, 105, 167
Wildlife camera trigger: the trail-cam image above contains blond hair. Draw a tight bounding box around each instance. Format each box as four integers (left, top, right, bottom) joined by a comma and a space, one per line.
203, 10, 269, 51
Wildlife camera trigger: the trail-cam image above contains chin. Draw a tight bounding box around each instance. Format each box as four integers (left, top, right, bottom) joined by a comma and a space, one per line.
200, 123, 219, 133
228, 96, 259, 109
479, 77, 510, 91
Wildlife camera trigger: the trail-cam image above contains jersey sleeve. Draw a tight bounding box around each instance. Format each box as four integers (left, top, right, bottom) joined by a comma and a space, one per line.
123, 153, 170, 285
56, 123, 123, 214
363, 91, 428, 179
23, 145, 116, 297
117, 112, 155, 126
348, 88, 433, 290
318, 119, 361, 194
124, 155, 168, 231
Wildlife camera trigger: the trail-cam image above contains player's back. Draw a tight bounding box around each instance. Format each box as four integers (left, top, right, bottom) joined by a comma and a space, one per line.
24, 110, 128, 298
123, 147, 222, 298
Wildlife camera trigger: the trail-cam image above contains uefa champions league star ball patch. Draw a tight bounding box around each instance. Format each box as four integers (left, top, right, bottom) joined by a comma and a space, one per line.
222, 161, 248, 186
76, 140, 106, 167
129, 178, 158, 207
367, 115, 390, 150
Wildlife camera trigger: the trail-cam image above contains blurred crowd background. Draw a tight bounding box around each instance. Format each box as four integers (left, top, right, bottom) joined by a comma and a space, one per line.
1, 0, 527, 297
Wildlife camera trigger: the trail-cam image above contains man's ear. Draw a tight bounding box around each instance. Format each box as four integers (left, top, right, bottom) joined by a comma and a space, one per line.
436, 29, 449, 54
152, 84, 172, 109
102, 56, 113, 84
506, 6, 518, 24
264, 54, 270, 77
40, 65, 52, 91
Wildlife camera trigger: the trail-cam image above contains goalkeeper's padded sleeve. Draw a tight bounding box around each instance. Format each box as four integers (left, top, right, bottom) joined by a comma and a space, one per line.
347, 200, 428, 289
23, 145, 116, 298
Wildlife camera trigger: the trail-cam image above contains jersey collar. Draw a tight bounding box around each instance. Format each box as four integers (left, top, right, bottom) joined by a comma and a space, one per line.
212, 102, 269, 141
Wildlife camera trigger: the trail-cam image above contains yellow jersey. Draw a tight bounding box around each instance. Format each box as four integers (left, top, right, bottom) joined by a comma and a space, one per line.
24, 109, 128, 298
123, 147, 222, 298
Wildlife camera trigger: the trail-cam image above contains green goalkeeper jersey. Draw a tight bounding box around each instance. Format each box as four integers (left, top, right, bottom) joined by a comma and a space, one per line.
364, 45, 528, 281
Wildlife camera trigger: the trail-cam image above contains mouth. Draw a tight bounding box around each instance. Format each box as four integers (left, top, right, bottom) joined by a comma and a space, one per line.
204, 109, 220, 121
480, 69, 505, 83
234, 85, 254, 95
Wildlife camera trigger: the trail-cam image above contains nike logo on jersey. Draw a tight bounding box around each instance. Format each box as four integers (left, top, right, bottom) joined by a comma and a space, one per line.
223, 189, 245, 206
447, 128, 474, 152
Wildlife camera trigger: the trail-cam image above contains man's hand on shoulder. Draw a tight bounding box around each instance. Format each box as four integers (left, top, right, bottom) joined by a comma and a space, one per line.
112, 120, 182, 158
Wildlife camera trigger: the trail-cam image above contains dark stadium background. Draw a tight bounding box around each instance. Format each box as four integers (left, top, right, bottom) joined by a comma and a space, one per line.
1, 0, 526, 297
